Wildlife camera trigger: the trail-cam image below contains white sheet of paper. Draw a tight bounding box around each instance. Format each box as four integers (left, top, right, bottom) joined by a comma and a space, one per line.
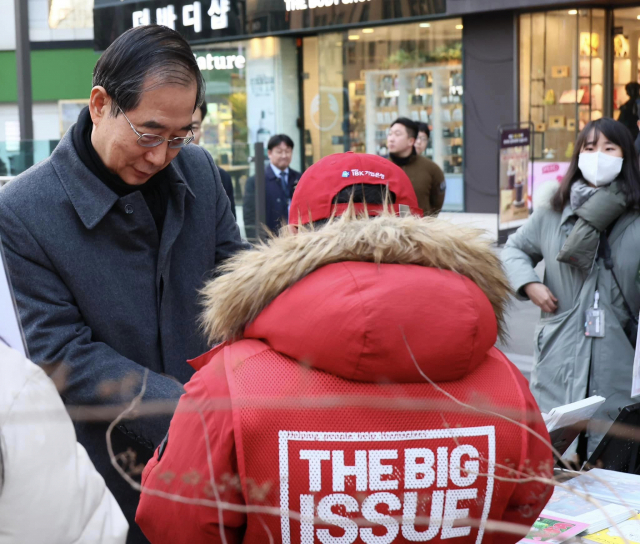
0, 238, 27, 357
633, 311, 640, 398
544, 395, 605, 433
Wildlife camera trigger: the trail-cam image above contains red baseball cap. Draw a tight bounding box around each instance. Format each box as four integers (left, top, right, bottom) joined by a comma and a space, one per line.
289, 152, 422, 225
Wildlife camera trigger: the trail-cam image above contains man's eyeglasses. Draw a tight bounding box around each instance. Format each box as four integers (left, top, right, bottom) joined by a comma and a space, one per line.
118, 106, 194, 149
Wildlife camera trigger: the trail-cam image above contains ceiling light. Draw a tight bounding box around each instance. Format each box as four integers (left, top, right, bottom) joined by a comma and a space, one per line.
348, 35, 360, 41
362, 28, 374, 34
568, 9, 578, 15
419, 23, 430, 28
455, 24, 463, 30
637, 14, 640, 19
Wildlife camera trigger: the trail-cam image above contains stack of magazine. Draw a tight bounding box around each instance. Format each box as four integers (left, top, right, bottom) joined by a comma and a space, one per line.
519, 469, 640, 543
585, 515, 640, 544
563, 469, 640, 510
542, 481, 636, 534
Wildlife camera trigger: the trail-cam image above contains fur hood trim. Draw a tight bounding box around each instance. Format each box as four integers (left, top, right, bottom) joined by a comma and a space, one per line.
200, 212, 511, 344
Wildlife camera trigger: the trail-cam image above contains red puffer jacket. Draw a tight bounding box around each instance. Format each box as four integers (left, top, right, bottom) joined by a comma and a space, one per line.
136, 215, 553, 544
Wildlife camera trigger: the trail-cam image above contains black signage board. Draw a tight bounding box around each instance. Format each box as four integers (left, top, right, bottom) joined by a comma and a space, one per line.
94, 0, 446, 50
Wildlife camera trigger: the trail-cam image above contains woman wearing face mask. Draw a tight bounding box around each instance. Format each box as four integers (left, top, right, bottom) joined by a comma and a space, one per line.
503, 118, 640, 458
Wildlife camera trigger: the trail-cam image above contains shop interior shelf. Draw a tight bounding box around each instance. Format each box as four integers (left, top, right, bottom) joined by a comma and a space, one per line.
366, 65, 463, 158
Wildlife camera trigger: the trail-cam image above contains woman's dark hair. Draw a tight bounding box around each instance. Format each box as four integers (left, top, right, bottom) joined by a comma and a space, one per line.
93, 25, 206, 117
551, 118, 640, 212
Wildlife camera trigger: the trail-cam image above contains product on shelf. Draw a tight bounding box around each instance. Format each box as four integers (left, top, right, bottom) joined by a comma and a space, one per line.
365, 66, 463, 171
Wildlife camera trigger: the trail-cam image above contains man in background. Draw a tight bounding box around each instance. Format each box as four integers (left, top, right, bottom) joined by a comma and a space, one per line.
387, 117, 446, 216
414, 122, 430, 156
243, 134, 301, 239
192, 100, 236, 218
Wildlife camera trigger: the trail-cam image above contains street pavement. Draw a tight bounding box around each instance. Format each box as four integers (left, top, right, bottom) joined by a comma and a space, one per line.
496, 297, 538, 382
494, 248, 545, 382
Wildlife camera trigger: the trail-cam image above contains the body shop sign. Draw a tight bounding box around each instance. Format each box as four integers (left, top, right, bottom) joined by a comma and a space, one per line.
284, 0, 369, 11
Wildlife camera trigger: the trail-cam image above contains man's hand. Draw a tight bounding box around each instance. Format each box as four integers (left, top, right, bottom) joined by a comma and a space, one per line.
524, 282, 558, 313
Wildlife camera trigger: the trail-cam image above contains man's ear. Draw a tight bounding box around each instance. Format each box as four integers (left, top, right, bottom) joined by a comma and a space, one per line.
636, 119, 640, 130
89, 86, 111, 126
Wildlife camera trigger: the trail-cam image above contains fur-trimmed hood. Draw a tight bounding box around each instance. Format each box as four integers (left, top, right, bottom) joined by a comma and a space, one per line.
200, 214, 512, 383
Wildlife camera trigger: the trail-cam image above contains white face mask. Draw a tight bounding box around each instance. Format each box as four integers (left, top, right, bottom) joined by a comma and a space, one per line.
578, 151, 623, 187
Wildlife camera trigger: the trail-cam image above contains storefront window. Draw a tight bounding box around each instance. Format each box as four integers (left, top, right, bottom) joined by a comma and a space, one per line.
520, 9, 606, 194
48, 0, 94, 29
612, 8, 640, 135
193, 37, 299, 235
302, 20, 464, 212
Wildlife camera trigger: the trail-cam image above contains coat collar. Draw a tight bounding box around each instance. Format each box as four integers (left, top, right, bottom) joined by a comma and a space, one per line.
50, 128, 195, 230
561, 204, 574, 225
264, 165, 277, 181
269, 162, 289, 179
560, 203, 640, 242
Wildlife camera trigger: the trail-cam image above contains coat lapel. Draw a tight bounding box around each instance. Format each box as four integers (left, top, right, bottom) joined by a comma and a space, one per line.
155, 161, 195, 288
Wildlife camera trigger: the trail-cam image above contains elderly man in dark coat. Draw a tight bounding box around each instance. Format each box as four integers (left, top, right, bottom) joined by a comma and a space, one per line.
0, 25, 245, 543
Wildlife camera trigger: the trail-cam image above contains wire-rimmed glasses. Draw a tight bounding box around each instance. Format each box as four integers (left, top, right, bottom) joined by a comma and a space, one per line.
118, 106, 194, 149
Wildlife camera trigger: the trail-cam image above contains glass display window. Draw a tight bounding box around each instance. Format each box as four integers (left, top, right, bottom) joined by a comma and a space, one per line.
612, 8, 640, 137
302, 20, 463, 211
194, 42, 252, 193
48, 0, 93, 29
193, 37, 299, 236
520, 9, 606, 164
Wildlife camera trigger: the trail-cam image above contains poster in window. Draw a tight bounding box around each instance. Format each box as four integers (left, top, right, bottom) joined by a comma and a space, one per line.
498, 127, 531, 232
614, 34, 630, 58
58, 99, 90, 138
580, 32, 600, 57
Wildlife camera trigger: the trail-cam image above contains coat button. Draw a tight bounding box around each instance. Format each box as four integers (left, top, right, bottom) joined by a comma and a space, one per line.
125, 204, 134, 214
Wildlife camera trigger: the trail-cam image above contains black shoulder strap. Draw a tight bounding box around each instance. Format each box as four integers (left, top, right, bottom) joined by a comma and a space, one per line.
600, 231, 638, 325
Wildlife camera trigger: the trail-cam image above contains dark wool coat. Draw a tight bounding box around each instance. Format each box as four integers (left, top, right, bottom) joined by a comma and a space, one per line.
242, 164, 301, 239
0, 128, 246, 542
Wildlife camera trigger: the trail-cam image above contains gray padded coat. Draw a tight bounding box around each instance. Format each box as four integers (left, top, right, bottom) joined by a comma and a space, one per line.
503, 202, 640, 452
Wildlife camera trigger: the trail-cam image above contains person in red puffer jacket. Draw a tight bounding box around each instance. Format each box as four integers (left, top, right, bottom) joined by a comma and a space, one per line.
136, 153, 553, 544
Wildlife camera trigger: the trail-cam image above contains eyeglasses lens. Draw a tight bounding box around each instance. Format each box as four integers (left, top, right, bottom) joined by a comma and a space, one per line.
138, 134, 165, 148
